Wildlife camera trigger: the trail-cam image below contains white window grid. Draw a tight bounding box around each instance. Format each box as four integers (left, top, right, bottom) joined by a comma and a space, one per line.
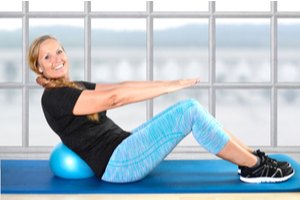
0, 1, 300, 157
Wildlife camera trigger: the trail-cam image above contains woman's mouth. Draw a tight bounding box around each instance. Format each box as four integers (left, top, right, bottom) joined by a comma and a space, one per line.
54, 63, 64, 71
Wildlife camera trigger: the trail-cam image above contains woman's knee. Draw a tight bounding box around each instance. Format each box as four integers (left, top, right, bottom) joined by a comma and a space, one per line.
178, 98, 199, 107
180, 98, 205, 112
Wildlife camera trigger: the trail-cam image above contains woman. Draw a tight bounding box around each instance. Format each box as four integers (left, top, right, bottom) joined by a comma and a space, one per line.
28, 35, 294, 184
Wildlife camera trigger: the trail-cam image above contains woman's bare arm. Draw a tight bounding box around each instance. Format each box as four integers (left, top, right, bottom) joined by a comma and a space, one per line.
73, 78, 199, 115
94, 80, 179, 91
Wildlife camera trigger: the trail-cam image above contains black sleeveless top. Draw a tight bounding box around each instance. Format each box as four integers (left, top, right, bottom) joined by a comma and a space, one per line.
41, 81, 131, 178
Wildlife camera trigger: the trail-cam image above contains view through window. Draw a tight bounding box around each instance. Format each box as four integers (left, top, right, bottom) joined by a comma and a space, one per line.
0, 1, 299, 157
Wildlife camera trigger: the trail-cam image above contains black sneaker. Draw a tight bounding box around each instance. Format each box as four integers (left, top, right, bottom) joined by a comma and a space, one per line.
240, 157, 294, 183
238, 149, 290, 174
254, 149, 291, 168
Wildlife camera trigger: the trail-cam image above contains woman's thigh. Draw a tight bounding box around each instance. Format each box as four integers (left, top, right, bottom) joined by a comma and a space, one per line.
101, 99, 196, 183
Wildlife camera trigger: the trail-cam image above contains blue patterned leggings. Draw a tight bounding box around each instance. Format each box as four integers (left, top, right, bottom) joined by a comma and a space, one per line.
101, 99, 229, 183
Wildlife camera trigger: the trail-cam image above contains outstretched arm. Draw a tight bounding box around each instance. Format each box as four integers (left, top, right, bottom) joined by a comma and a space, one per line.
94, 80, 184, 91
73, 78, 199, 115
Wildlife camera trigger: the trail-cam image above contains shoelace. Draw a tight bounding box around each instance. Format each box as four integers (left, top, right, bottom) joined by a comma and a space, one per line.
261, 159, 282, 177
256, 150, 279, 166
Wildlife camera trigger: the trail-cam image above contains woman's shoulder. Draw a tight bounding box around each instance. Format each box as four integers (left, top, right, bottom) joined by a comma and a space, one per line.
76, 81, 96, 90
41, 86, 82, 103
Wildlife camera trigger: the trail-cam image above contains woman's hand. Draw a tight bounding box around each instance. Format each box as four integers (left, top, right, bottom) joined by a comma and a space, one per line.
176, 78, 200, 88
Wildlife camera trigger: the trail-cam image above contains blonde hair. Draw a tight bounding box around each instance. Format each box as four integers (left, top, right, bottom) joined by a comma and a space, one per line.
28, 35, 99, 122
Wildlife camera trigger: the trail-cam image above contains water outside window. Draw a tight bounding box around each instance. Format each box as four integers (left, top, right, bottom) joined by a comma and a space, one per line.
216, 19, 270, 83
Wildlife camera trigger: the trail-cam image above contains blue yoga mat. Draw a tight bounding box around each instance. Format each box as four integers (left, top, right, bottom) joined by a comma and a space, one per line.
1, 154, 299, 194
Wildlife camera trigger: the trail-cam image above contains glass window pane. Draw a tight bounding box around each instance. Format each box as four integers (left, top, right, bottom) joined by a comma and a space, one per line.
216, 19, 270, 82
92, 0, 145, 11
91, 19, 146, 82
29, 0, 83, 11
216, 1, 270, 11
216, 89, 271, 146
29, 19, 84, 83
278, 19, 300, 82
0, 1, 21, 11
278, 2, 300, 11
0, 19, 22, 83
0, 89, 22, 146
29, 89, 60, 146
154, 89, 209, 147
154, 19, 208, 82
154, 0, 208, 11
278, 89, 300, 146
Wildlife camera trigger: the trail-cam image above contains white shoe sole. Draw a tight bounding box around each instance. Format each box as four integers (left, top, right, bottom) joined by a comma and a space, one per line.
240, 169, 295, 184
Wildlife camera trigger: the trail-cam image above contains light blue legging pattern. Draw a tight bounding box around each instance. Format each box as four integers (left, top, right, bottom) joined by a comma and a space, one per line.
102, 99, 229, 183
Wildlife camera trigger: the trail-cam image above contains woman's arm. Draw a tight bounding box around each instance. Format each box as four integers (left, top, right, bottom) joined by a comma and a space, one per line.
73, 78, 199, 115
95, 80, 178, 91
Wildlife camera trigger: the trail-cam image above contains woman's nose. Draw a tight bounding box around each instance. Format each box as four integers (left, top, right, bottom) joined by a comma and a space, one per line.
54, 54, 62, 63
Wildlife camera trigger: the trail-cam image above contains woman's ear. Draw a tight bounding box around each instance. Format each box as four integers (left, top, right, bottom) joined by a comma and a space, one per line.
38, 66, 43, 73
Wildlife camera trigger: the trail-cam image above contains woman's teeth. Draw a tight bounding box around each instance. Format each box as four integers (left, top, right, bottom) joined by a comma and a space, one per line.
54, 64, 64, 71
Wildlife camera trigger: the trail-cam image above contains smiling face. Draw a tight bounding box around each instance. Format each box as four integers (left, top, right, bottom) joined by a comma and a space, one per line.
37, 39, 69, 80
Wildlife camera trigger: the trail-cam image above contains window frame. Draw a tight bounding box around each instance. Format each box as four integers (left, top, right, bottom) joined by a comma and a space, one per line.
1, 1, 300, 158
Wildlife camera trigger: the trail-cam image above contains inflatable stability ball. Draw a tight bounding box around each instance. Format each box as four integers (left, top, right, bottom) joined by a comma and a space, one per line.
49, 143, 94, 179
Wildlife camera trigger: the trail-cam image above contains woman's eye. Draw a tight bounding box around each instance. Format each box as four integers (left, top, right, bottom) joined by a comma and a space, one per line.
44, 55, 49, 60
57, 50, 63, 54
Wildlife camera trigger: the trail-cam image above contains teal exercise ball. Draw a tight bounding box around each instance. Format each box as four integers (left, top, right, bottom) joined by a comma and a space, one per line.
49, 143, 94, 179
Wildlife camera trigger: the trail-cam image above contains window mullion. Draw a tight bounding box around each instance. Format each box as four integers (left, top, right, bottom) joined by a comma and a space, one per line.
84, 1, 91, 81
271, 1, 278, 147
146, 1, 154, 120
22, 1, 29, 147
209, 1, 216, 116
